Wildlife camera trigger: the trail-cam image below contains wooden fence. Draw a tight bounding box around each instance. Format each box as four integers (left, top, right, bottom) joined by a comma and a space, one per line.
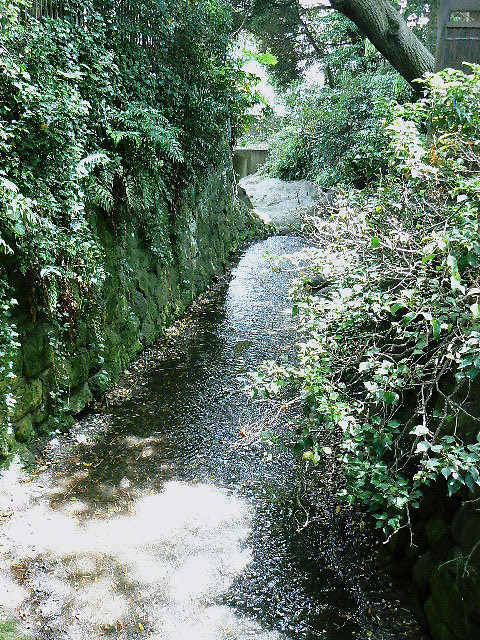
28, 1, 160, 47
30, 1, 65, 19
436, 0, 480, 70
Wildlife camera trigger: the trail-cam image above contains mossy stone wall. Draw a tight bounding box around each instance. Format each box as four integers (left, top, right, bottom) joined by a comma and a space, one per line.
388, 483, 480, 640
2, 157, 264, 456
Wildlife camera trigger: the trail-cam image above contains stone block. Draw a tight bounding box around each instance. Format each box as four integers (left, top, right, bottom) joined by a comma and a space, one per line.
63, 382, 93, 415
68, 349, 91, 388
452, 505, 480, 554
413, 551, 435, 591
0, 433, 9, 459
137, 270, 158, 298
426, 518, 452, 560
88, 370, 112, 396
11, 378, 43, 422
430, 563, 472, 639
13, 414, 34, 443
425, 596, 456, 640
22, 322, 54, 378
456, 542, 480, 618
133, 289, 148, 320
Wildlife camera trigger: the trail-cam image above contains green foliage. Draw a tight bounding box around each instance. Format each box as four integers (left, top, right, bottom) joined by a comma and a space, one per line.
251, 67, 480, 538
236, 0, 305, 86
264, 71, 412, 188
242, 49, 278, 68
0, 618, 31, 640
311, 10, 370, 82
238, 111, 285, 147
231, 0, 437, 87
230, 0, 367, 87
0, 0, 255, 449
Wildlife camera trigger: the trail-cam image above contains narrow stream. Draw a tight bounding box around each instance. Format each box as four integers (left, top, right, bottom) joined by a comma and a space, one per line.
0, 235, 422, 639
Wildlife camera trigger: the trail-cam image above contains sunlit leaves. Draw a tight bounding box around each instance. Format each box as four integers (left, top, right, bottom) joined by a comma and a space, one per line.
250, 66, 480, 538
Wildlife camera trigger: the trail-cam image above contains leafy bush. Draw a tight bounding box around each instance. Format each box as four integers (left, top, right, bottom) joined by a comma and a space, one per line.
0, 0, 254, 445
263, 71, 412, 188
251, 66, 480, 537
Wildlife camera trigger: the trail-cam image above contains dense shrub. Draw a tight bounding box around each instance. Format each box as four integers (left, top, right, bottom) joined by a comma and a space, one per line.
251, 67, 480, 537
263, 71, 412, 188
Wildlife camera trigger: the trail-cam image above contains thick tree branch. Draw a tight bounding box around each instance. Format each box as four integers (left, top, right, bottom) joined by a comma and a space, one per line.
329, 0, 434, 89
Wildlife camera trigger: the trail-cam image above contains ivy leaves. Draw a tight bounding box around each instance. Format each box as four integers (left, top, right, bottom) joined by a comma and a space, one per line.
0, 0, 254, 444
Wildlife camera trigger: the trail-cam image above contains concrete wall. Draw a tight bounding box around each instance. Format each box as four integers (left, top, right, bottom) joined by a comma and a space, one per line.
233, 146, 269, 179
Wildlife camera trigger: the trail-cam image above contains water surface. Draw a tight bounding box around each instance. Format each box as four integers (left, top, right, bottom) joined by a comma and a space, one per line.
0, 236, 422, 639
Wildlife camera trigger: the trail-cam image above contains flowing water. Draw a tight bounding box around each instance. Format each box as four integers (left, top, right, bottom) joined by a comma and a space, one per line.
0, 231, 423, 639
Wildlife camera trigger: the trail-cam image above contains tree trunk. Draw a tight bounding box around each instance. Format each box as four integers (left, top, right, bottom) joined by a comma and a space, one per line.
329, 0, 435, 89
427, 0, 440, 54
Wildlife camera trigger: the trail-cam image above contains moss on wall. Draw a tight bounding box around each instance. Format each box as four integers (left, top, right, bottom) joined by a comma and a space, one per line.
2, 156, 264, 458
388, 484, 480, 640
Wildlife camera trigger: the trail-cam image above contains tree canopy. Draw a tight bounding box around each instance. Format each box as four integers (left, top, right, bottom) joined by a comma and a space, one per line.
231, 0, 438, 88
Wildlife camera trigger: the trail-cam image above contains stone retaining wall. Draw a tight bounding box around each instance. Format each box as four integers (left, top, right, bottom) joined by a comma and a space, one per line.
389, 485, 480, 640
2, 151, 265, 456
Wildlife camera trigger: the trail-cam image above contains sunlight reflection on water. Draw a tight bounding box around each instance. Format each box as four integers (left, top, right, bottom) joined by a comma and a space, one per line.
1, 467, 283, 639
0, 236, 418, 640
